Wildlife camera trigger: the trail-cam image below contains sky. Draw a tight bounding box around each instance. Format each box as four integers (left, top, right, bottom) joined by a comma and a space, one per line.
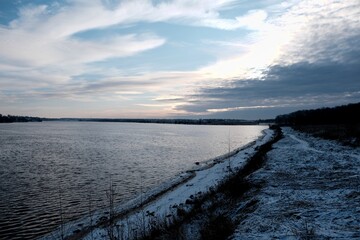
0, 0, 359, 119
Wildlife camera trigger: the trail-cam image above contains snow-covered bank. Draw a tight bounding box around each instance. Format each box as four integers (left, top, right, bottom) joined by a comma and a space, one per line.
232, 127, 360, 239
41, 128, 275, 239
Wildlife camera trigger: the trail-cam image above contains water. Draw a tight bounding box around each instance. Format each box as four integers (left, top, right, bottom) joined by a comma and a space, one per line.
0, 121, 266, 239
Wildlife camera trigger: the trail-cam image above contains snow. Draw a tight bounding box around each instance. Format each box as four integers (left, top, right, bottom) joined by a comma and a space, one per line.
232, 127, 360, 239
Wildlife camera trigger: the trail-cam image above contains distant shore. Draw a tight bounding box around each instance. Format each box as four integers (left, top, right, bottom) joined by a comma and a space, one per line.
42, 118, 272, 125
1, 113, 273, 125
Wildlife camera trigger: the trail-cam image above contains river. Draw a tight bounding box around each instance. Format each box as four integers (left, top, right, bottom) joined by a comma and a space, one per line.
0, 121, 266, 239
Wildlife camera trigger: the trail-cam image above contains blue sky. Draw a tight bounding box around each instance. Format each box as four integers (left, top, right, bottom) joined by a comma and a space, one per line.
0, 0, 359, 119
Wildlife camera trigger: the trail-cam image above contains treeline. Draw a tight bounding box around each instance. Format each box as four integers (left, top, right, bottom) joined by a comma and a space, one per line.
1, 115, 269, 125
0, 114, 42, 123
275, 102, 360, 126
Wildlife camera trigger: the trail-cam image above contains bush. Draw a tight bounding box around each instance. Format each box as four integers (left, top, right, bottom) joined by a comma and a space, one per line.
200, 215, 235, 240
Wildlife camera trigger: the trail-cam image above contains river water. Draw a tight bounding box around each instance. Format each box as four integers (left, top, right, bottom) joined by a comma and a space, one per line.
0, 121, 266, 239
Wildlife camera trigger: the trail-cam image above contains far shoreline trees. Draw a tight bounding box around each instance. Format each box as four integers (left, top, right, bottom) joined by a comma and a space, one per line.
0, 114, 42, 123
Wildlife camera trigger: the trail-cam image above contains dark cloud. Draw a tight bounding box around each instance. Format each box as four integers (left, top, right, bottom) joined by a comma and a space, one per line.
176, 58, 360, 118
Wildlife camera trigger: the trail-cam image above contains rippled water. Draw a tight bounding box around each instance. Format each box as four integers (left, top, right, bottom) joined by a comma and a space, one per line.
0, 122, 266, 239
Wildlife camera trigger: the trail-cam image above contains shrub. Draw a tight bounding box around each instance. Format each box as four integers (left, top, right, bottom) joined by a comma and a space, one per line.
200, 215, 235, 240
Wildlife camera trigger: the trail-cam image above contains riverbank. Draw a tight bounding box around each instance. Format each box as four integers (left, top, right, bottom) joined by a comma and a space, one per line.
156, 126, 360, 239
132, 126, 360, 239
43, 126, 359, 239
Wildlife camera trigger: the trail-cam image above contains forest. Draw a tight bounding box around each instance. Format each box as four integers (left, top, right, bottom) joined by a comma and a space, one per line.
0, 114, 42, 123
275, 102, 360, 146
275, 102, 360, 125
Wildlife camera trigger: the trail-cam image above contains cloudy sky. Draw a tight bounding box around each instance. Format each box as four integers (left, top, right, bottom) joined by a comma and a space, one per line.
0, 0, 359, 119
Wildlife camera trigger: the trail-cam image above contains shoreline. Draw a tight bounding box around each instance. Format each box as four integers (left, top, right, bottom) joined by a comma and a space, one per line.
40, 127, 275, 239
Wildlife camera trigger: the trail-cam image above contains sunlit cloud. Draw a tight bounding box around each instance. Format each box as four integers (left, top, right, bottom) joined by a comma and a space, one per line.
198, 0, 360, 79
115, 91, 143, 95
207, 105, 281, 113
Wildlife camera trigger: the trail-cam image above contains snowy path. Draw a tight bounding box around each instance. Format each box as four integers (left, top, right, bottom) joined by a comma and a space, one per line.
232, 127, 360, 239
289, 132, 360, 160
288, 134, 324, 153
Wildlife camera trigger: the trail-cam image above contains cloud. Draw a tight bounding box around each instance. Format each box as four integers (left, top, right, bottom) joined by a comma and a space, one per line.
198, 0, 360, 79
0, 2, 168, 92
4, 0, 247, 39
163, 0, 360, 118
175, 59, 360, 117
274, 0, 360, 65
0, 0, 256, 99
0, 30, 165, 68
0, 0, 267, 75
1, 0, 359, 118
198, 9, 268, 30
0, 69, 205, 107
